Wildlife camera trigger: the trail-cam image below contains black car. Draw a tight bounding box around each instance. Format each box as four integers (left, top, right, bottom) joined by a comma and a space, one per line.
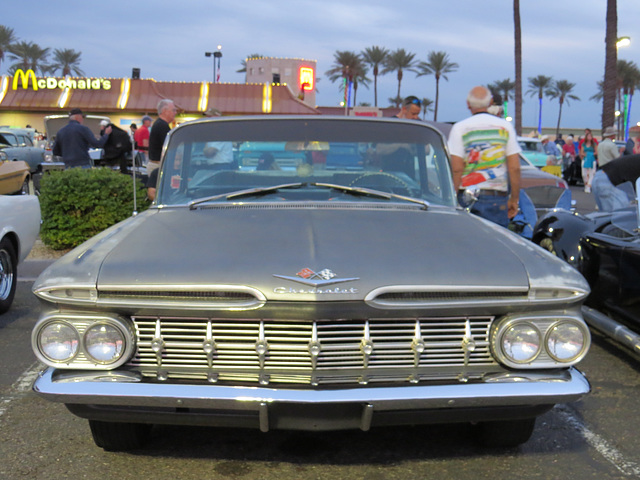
533, 180, 640, 359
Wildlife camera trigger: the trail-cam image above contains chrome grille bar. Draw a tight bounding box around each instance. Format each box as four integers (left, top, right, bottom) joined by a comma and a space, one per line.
129, 316, 497, 385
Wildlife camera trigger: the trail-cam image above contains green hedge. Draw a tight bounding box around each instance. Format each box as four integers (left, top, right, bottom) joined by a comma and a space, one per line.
40, 168, 150, 250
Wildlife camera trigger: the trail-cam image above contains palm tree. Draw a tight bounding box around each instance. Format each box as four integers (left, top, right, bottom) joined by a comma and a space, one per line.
416, 50, 458, 121
590, 79, 605, 103
325, 50, 365, 108
361, 46, 389, 107
388, 95, 403, 108
351, 65, 370, 107
382, 48, 417, 105
602, 0, 617, 130
8, 41, 50, 75
549, 80, 580, 136
237, 53, 263, 74
526, 75, 554, 133
513, 0, 522, 135
0, 25, 17, 73
421, 98, 434, 120
50, 48, 84, 76
488, 79, 515, 117
617, 59, 640, 138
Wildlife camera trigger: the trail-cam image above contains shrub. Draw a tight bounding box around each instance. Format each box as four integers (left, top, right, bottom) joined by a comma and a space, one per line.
40, 168, 150, 250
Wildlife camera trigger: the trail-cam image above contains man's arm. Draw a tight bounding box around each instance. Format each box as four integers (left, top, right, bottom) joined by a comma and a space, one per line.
506, 153, 521, 219
450, 154, 465, 192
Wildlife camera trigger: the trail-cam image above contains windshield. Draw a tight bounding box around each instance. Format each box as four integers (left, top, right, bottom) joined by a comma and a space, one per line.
519, 140, 543, 153
155, 118, 455, 207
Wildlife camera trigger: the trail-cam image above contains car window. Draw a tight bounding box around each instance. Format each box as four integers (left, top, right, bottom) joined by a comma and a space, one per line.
0, 133, 18, 146
518, 140, 543, 153
18, 135, 33, 146
156, 119, 456, 208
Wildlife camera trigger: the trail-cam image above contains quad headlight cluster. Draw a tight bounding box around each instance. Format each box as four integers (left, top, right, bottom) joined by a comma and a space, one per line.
32, 314, 135, 369
491, 315, 590, 368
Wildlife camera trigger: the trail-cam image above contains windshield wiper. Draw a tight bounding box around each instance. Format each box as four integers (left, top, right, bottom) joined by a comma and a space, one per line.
189, 183, 306, 209
312, 182, 430, 210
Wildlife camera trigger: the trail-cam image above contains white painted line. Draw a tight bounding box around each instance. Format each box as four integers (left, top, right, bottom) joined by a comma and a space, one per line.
0, 362, 43, 419
556, 405, 640, 476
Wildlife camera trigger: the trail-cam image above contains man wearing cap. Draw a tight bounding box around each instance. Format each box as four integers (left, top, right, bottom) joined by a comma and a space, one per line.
52, 108, 111, 168
597, 126, 619, 167
448, 85, 521, 228
541, 135, 560, 165
134, 115, 152, 164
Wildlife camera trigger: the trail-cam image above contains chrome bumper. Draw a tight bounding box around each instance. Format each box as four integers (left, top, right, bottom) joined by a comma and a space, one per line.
34, 368, 590, 431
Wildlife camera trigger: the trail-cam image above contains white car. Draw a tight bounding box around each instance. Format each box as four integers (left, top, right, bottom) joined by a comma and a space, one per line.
0, 195, 40, 313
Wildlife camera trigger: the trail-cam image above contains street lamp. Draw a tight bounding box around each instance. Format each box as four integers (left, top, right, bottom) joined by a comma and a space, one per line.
617, 36, 631, 49
204, 45, 223, 83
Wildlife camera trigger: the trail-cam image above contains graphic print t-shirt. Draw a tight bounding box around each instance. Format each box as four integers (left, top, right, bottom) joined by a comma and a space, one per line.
448, 113, 521, 191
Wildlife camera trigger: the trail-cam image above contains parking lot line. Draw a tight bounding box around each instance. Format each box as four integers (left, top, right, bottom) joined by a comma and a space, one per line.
0, 362, 42, 419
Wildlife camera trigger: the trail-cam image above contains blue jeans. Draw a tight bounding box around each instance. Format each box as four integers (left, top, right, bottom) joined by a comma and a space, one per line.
461, 193, 509, 228
592, 170, 629, 212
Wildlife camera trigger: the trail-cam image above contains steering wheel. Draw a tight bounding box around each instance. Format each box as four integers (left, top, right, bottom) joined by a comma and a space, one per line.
349, 172, 413, 196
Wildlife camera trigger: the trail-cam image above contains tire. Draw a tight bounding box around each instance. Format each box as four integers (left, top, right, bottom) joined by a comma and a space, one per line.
0, 238, 17, 315
475, 417, 536, 448
89, 420, 152, 451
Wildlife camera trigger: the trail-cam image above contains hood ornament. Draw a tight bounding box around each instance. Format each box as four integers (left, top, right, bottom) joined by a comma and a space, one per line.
273, 267, 359, 287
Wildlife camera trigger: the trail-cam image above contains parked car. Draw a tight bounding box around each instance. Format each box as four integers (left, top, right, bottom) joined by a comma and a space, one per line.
518, 137, 550, 168
0, 194, 40, 314
0, 160, 31, 195
43, 114, 110, 164
0, 128, 45, 173
532, 180, 640, 359
31, 116, 591, 451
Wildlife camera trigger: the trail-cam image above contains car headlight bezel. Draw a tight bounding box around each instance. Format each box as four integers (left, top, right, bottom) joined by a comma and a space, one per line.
499, 321, 542, 364
32, 314, 135, 369
83, 322, 127, 365
491, 314, 590, 368
37, 320, 80, 363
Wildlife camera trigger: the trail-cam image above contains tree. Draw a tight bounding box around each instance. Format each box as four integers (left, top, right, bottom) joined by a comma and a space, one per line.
237, 53, 263, 74
513, 0, 522, 135
549, 80, 580, 136
526, 75, 554, 133
416, 51, 458, 121
616, 59, 640, 138
0, 25, 17, 73
421, 98, 434, 120
50, 48, 84, 76
382, 48, 417, 104
8, 41, 49, 75
361, 46, 389, 107
602, 0, 617, 130
388, 95, 403, 108
325, 50, 366, 108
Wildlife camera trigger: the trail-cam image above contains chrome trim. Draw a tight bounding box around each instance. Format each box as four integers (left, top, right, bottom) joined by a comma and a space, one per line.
32, 314, 136, 370
365, 285, 589, 309
34, 367, 591, 411
34, 284, 267, 310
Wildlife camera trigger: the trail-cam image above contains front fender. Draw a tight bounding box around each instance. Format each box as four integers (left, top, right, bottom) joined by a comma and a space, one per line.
532, 209, 598, 266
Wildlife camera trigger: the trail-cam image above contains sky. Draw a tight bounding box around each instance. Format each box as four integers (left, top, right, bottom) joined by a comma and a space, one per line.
3, 0, 640, 132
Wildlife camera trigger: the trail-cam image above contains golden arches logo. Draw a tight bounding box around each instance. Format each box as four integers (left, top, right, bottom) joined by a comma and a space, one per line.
12, 69, 38, 90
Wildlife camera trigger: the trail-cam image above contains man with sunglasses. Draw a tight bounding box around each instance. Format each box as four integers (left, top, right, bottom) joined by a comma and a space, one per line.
395, 96, 422, 120
448, 86, 521, 228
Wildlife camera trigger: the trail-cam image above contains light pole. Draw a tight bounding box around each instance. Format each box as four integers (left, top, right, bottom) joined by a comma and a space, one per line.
616, 37, 631, 141
204, 45, 223, 83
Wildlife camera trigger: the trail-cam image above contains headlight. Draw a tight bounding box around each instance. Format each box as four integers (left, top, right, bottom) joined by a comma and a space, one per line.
84, 323, 125, 364
546, 321, 587, 362
501, 323, 541, 363
38, 322, 79, 362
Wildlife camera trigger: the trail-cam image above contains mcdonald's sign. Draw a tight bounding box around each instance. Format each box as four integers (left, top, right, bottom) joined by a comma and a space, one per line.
11, 69, 112, 91
12, 69, 38, 90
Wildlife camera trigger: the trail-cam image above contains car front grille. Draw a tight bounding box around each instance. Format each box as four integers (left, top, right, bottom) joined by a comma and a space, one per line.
127, 316, 498, 386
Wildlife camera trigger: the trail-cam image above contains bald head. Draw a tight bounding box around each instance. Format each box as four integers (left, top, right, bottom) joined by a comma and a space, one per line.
466, 86, 493, 112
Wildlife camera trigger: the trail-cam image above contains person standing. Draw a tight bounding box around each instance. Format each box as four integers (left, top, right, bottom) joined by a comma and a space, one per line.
597, 126, 620, 168
148, 99, 177, 174
134, 115, 152, 165
394, 96, 422, 120
592, 154, 640, 211
448, 86, 521, 228
580, 130, 597, 192
101, 123, 132, 174
52, 108, 111, 168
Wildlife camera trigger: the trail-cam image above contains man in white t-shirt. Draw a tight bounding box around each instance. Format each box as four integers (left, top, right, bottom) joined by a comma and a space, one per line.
448, 86, 521, 228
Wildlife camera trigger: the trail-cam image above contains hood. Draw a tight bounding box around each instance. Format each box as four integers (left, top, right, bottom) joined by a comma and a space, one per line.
44, 114, 110, 138
87, 206, 534, 301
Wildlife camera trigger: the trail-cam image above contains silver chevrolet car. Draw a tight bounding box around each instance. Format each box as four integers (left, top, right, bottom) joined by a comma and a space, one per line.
31, 116, 591, 451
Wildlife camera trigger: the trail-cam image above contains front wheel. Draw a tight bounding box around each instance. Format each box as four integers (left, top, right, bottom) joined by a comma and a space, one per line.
0, 238, 17, 315
89, 420, 152, 451
474, 417, 536, 448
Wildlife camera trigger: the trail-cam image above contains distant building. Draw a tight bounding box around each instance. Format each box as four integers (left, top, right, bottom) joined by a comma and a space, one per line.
245, 57, 317, 108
